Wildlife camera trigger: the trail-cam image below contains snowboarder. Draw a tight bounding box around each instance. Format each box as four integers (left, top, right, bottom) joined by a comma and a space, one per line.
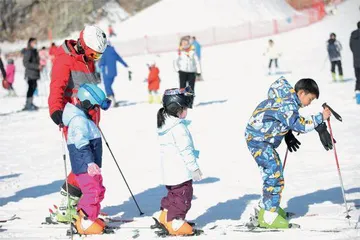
23, 37, 41, 111
62, 83, 110, 235
5, 58, 16, 97
350, 21, 360, 103
153, 86, 203, 236
264, 39, 282, 75
48, 25, 107, 224
245, 77, 333, 229
147, 60, 161, 103
98, 41, 129, 107
327, 33, 343, 81
174, 36, 201, 93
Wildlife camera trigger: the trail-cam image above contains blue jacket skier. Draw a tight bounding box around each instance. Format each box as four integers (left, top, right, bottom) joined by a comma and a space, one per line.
98, 43, 129, 107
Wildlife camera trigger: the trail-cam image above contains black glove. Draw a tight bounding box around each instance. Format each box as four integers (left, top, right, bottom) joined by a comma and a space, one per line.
51, 110, 63, 126
284, 130, 301, 152
315, 122, 334, 151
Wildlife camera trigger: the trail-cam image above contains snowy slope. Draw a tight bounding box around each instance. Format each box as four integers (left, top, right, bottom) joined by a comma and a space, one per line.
0, 0, 359, 239
111, 0, 299, 41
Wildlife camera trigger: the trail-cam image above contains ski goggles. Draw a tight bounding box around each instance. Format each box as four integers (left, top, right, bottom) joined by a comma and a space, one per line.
80, 84, 112, 110
86, 49, 102, 61
164, 86, 195, 97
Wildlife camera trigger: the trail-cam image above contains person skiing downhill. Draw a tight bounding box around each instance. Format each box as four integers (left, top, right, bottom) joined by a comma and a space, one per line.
153, 86, 203, 236
264, 39, 282, 75
62, 83, 111, 235
98, 41, 129, 107
327, 33, 344, 81
47, 25, 107, 224
245, 77, 333, 229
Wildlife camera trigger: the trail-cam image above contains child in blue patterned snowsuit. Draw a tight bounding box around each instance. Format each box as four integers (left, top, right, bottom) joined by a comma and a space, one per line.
245, 77, 332, 228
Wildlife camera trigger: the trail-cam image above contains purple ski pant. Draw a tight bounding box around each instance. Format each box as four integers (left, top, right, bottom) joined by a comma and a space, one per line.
161, 180, 193, 222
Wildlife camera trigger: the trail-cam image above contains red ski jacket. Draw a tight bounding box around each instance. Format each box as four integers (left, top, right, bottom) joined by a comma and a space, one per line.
48, 40, 101, 124
148, 66, 160, 91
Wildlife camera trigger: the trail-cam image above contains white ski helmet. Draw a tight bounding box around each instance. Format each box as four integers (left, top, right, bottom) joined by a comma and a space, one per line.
79, 25, 107, 60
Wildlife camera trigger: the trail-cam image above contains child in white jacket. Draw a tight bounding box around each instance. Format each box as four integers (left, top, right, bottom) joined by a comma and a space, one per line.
264, 39, 282, 74
153, 86, 202, 236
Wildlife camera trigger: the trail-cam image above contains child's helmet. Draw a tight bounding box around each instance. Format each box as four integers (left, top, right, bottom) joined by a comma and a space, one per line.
77, 83, 111, 110
162, 86, 194, 116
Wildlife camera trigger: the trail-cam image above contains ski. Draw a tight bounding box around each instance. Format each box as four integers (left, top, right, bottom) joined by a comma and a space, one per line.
0, 214, 20, 223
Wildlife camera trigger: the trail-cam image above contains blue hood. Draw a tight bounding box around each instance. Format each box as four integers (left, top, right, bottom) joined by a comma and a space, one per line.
267, 77, 301, 106
62, 103, 87, 127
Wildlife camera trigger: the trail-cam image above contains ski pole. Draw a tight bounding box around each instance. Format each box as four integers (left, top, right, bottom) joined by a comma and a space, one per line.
98, 127, 144, 216
322, 104, 350, 219
282, 148, 289, 172
60, 128, 73, 240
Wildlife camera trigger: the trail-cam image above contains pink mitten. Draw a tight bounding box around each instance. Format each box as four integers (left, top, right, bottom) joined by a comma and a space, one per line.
87, 163, 101, 177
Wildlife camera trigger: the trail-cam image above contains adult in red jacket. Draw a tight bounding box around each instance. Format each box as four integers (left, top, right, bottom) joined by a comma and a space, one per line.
48, 25, 107, 223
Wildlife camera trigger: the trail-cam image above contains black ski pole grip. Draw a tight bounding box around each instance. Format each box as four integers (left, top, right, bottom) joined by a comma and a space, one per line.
322, 103, 342, 122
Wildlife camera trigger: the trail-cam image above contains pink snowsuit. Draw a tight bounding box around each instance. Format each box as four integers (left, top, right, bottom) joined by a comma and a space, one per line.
39, 49, 49, 67
6, 64, 15, 84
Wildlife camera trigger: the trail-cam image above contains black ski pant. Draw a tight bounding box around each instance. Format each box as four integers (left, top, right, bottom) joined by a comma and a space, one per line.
179, 71, 196, 92
355, 67, 360, 91
331, 60, 343, 76
26, 78, 38, 98
268, 59, 278, 68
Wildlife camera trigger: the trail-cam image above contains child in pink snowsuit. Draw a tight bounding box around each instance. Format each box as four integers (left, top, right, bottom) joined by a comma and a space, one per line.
62, 83, 111, 234
5, 59, 16, 96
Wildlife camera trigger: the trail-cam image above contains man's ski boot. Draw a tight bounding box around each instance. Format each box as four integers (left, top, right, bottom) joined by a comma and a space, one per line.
258, 208, 300, 229
46, 184, 82, 224
74, 210, 106, 235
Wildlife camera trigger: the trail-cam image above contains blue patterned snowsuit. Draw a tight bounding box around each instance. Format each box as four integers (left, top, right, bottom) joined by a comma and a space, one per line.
245, 77, 323, 212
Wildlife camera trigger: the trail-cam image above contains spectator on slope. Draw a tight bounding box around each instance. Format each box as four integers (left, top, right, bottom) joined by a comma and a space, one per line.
47, 25, 107, 224
98, 41, 129, 107
108, 24, 117, 37
49, 42, 58, 65
264, 39, 282, 75
350, 21, 360, 103
327, 33, 343, 81
5, 58, 16, 97
0, 48, 7, 88
23, 37, 41, 111
39, 46, 49, 80
191, 36, 203, 81
173, 35, 201, 93
147, 60, 161, 103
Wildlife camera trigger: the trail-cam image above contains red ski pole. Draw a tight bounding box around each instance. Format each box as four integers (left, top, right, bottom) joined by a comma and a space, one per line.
326, 118, 351, 219
282, 148, 289, 171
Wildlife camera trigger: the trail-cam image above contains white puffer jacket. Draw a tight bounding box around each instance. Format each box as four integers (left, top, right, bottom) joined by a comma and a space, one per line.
158, 116, 200, 186
173, 48, 201, 74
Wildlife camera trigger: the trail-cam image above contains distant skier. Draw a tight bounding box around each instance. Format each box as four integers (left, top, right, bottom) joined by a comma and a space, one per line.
264, 39, 282, 75
62, 83, 110, 235
108, 24, 117, 37
48, 25, 107, 224
245, 77, 333, 229
39, 46, 49, 80
98, 41, 129, 107
5, 58, 16, 97
147, 60, 161, 104
174, 36, 201, 93
327, 33, 343, 81
350, 21, 360, 103
153, 86, 203, 236
0, 48, 7, 89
